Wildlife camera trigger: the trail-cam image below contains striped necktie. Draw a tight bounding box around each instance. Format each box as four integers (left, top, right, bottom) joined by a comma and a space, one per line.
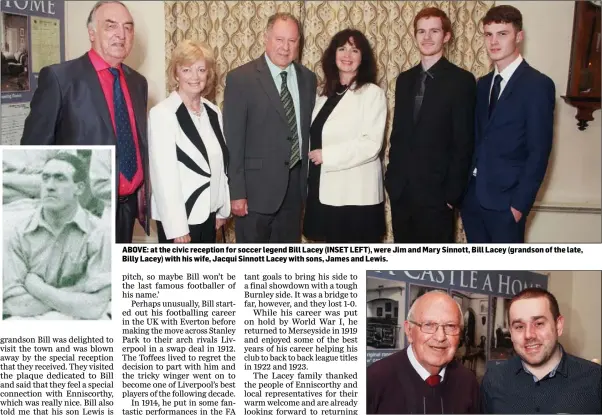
280, 71, 300, 168
108, 67, 137, 180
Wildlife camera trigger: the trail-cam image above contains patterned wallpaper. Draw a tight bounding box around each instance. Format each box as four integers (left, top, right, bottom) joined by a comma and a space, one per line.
164, 1, 495, 242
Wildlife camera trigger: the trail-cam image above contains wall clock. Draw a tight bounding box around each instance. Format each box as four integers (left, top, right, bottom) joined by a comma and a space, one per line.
561, 1, 601, 130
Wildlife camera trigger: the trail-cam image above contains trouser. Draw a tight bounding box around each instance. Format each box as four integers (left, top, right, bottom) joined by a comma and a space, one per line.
235, 164, 302, 243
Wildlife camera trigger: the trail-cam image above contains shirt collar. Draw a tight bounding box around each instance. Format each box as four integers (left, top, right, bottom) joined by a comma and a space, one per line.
88, 48, 122, 74
407, 344, 447, 381
24, 204, 94, 236
421, 56, 446, 79
514, 344, 568, 380
494, 54, 523, 83
264, 53, 294, 81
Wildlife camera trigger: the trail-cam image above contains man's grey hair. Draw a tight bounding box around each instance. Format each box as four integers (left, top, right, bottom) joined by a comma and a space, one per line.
266, 12, 301, 36
86, 0, 130, 30
407, 289, 464, 329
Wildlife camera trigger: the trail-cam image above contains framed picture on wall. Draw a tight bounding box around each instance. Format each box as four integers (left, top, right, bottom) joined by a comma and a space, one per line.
19, 28, 24, 36
479, 299, 488, 314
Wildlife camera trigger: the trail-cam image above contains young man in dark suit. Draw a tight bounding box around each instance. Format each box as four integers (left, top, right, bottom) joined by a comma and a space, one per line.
21, 0, 150, 243
461, 5, 555, 243
385, 7, 476, 243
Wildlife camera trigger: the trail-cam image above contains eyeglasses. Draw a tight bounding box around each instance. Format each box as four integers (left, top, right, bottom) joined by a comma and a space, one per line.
409, 320, 461, 335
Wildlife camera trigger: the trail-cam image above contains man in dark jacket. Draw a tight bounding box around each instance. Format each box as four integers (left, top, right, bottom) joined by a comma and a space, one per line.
367, 291, 480, 414
385, 7, 476, 243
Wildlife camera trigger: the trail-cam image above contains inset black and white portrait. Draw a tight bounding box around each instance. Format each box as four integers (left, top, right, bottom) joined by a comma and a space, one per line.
2, 147, 112, 320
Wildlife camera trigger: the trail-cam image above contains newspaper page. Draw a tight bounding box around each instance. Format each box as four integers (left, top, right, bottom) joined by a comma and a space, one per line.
0, 141, 601, 415
1, 238, 600, 414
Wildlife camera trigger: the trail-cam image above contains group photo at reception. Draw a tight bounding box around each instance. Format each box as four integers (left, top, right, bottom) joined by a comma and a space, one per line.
1, 0, 600, 243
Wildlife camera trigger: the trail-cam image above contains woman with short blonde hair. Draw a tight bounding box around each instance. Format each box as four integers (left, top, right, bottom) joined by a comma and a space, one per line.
148, 39, 229, 243
166, 40, 216, 97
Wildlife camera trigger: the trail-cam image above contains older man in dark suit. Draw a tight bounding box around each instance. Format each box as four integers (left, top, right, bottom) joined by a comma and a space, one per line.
21, 0, 149, 243
223, 12, 317, 243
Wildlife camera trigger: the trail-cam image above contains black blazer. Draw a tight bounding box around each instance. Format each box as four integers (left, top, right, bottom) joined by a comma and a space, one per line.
21, 53, 150, 233
385, 57, 476, 208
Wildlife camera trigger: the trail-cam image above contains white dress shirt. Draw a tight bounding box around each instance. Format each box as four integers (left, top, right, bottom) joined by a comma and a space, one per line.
407, 344, 447, 381
490, 54, 524, 101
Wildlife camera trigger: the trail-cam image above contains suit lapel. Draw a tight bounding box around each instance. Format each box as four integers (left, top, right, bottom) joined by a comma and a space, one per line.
295, 62, 310, 141
256, 57, 288, 125
487, 60, 529, 127
175, 103, 210, 172
416, 63, 441, 127
479, 71, 494, 133
204, 103, 229, 174
122, 65, 146, 141
406, 65, 422, 136
80, 55, 115, 141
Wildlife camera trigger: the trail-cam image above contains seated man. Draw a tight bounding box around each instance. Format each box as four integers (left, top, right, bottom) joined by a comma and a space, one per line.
3, 152, 111, 320
367, 291, 480, 414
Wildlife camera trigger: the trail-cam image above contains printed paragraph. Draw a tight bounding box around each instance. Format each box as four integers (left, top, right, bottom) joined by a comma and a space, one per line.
121, 272, 237, 415
0, 336, 114, 414
243, 272, 360, 415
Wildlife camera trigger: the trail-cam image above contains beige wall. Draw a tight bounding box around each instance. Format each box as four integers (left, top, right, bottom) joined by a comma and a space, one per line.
65, 1, 601, 242
500, 1, 601, 242
548, 270, 601, 361
500, 1, 601, 207
65, 1, 166, 108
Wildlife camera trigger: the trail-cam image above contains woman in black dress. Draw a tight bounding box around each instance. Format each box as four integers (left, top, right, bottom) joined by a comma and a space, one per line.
303, 29, 387, 243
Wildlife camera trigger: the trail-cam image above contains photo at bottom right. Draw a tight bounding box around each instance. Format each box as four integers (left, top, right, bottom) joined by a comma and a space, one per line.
366, 270, 601, 415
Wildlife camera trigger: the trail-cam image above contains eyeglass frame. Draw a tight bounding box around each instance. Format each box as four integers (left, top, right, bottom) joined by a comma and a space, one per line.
408, 320, 461, 335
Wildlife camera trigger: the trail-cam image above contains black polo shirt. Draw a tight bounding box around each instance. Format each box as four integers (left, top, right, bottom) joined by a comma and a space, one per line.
481, 346, 601, 414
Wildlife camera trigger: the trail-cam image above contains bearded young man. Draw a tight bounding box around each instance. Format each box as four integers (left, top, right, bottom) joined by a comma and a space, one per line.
367, 291, 480, 414
481, 288, 601, 414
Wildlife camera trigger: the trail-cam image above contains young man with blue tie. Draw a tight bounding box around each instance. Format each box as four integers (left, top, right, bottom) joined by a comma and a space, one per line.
461, 5, 555, 243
